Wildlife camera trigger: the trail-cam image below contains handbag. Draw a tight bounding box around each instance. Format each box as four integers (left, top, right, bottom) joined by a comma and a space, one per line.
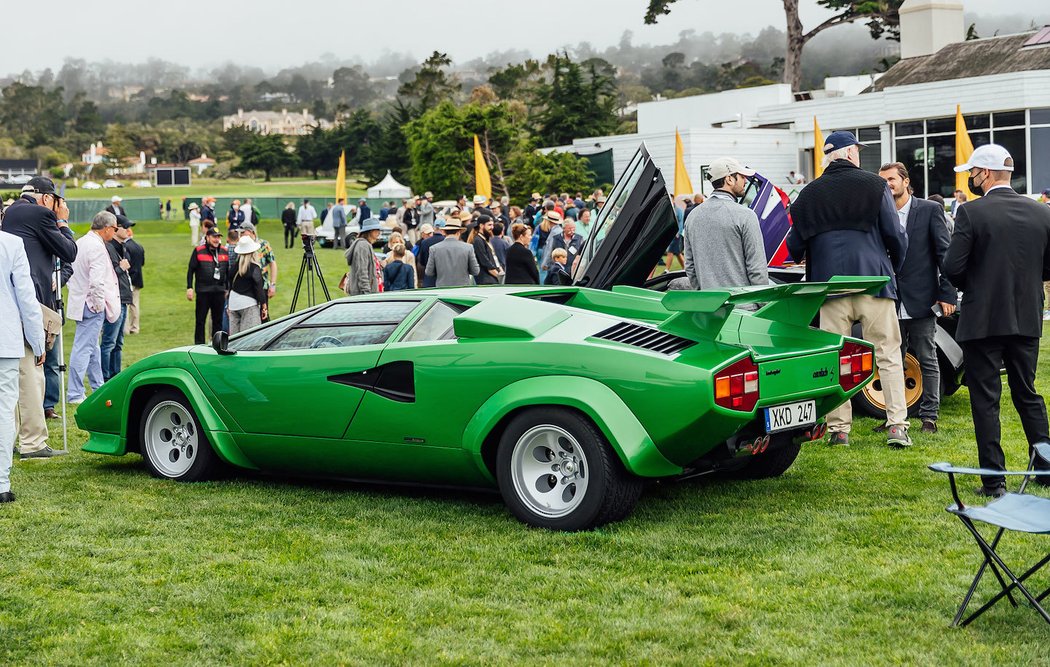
40, 303, 62, 351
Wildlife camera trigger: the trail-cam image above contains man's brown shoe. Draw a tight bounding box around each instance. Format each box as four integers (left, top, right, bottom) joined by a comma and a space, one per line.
44, 408, 58, 420
921, 419, 937, 433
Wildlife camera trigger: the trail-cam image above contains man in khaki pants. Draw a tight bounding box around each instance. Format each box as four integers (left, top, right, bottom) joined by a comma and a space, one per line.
786, 131, 911, 447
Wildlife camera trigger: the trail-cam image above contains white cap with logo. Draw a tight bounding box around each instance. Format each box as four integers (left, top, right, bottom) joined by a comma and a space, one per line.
954, 143, 1014, 172
706, 157, 756, 181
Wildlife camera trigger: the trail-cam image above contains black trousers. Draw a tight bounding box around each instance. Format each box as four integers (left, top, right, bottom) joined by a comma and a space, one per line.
194, 291, 226, 344
961, 335, 1049, 489
284, 224, 298, 249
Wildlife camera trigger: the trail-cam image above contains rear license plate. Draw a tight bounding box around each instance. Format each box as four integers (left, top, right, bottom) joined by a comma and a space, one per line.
764, 400, 816, 434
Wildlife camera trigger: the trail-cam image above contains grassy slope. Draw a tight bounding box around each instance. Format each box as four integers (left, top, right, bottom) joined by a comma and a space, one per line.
1, 220, 1047, 665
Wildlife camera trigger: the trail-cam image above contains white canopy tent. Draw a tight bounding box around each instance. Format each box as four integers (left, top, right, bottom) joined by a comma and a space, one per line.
367, 171, 412, 199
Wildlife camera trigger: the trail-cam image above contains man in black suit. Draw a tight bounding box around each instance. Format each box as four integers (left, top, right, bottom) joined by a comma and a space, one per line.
944, 144, 1050, 497
105, 195, 125, 217
879, 162, 957, 434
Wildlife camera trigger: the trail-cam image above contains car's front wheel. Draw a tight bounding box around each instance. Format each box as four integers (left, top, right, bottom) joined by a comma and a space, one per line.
496, 408, 643, 530
139, 390, 220, 482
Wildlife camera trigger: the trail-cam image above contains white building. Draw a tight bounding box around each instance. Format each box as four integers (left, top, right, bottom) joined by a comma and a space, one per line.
555, 0, 1050, 197
222, 108, 331, 136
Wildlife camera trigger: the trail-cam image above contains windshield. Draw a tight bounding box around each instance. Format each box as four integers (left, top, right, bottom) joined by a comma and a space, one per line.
572, 149, 647, 281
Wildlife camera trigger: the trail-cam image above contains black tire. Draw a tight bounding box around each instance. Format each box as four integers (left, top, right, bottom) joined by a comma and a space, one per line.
139, 390, 221, 482
496, 407, 643, 531
853, 351, 924, 419
736, 438, 801, 479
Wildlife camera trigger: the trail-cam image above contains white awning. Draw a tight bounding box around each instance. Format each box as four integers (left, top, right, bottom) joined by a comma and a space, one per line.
367, 170, 412, 199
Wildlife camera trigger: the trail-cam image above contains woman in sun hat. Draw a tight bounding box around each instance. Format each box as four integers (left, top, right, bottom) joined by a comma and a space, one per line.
227, 235, 266, 334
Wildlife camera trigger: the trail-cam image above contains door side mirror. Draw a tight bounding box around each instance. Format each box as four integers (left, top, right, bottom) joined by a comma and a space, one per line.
212, 330, 236, 355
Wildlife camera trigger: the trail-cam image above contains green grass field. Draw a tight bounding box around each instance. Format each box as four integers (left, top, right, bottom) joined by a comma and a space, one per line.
61, 177, 367, 201
2, 221, 1048, 664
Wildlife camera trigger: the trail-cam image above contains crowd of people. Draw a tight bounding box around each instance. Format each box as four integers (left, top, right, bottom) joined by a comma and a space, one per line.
3, 132, 1050, 505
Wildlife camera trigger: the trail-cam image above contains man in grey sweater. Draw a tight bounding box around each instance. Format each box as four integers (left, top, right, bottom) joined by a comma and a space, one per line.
683, 156, 767, 305
425, 215, 479, 287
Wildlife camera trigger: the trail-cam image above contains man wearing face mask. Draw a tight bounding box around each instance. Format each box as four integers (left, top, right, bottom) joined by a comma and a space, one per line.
0, 177, 78, 457
683, 157, 767, 300
943, 144, 1050, 498
786, 131, 909, 448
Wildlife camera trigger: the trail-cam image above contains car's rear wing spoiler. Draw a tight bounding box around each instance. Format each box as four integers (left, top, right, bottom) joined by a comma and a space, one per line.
647, 276, 889, 338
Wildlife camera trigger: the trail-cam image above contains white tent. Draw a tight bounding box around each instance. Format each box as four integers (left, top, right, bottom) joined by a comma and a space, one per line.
367, 171, 412, 199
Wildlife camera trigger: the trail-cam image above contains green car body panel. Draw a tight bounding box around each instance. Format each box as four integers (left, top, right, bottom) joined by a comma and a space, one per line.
79, 278, 884, 487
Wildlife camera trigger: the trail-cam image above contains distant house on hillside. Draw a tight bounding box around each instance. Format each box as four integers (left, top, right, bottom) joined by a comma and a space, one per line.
188, 154, 216, 174
0, 159, 39, 187
222, 108, 330, 136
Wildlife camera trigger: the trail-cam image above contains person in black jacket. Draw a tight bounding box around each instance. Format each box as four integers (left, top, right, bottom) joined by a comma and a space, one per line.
281, 202, 297, 248
101, 216, 134, 381
1, 177, 77, 447
124, 227, 145, 335
471, 215, 502, 285
504, 223, 539, 285
187, 228, 230, 344
944, 144, 1050, 497
786, 131, 910, 448
879, 162, 957, 434
382, 243, 415, 291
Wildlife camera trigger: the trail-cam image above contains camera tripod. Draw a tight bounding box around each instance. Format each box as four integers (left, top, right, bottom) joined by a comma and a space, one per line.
290, 234, 331, 313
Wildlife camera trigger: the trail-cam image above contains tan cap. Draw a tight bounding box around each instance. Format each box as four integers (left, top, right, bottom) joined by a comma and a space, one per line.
473, 194, 488, 206
706, 157, 756, 181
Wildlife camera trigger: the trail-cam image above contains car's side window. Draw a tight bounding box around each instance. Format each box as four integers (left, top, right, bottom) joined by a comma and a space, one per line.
228, 312, 308, 351
400, 301, 467, 343
269, 324, 397, 350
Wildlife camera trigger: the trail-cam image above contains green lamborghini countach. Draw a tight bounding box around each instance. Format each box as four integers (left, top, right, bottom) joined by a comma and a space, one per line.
76, 148, 881, 530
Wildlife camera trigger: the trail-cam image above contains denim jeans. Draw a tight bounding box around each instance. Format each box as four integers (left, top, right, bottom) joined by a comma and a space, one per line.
68, 306, 105, 402
43, 341, 60, 410
899, 316, 940, 421
101, 304, 128, 381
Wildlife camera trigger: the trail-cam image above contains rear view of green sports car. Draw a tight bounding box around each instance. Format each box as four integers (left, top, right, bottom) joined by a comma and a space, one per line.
77, 277, 880, 530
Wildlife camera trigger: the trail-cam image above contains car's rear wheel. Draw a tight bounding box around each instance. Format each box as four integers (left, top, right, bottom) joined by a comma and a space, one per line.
854, 352, 924, 419
496, 408, 642, 531
140, 390, 220, 482
736, 437, 801, 479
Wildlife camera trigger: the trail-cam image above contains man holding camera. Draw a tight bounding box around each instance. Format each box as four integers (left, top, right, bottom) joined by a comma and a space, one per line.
0, 177, 77, 458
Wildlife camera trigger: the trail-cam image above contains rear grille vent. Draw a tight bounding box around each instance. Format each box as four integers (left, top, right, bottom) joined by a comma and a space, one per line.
594, 322, 694, 355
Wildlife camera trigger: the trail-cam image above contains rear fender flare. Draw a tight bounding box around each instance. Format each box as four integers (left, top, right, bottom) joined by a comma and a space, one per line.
124, 369, 255, 469
462, 375, 682, 481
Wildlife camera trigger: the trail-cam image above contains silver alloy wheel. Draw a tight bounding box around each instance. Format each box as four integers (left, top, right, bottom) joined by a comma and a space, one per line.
144, 400, 198, 478
510, 425, 590, 519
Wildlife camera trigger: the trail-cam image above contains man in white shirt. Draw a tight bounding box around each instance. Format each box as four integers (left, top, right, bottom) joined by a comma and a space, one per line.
66, 212, 121, 406
241, 198, 254, 226
0, 229, 45, 500
297, 199, 318, 237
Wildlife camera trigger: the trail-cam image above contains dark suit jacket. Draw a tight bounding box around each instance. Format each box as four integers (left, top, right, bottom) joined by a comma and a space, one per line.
0, 196, 78, 308
125, 238, 145, 288
897, 197, 956, 318
943, 187, 1050, 341
105, 204, 125, 217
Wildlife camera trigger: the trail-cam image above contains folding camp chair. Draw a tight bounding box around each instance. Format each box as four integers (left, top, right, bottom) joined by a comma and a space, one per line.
929, 442, 1050, 627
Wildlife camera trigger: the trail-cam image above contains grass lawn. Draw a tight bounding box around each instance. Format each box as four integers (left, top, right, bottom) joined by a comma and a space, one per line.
2, 221, 1049, 664
61, 177, 367, 201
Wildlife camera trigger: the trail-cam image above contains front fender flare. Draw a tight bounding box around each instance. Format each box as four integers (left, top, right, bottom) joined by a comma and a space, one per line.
121, 368, 255, 469
462, 375, 682, 481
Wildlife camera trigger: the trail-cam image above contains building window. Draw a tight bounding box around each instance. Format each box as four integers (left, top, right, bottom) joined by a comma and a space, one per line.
1032, 127, 1050, 194
893, 110, 1040, 196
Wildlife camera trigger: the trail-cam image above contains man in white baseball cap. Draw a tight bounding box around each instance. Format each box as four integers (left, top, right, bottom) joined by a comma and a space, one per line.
105, 195, 125, 217
682, 157, 766, 307
944, 143, 1050, 497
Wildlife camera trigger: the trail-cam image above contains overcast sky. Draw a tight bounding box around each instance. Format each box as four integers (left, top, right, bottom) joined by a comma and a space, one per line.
10, 0, 1049, 74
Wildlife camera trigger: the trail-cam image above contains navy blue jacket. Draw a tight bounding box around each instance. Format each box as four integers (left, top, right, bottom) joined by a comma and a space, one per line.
786, 171, 906, 300
417, 233, 445, 288
0, 195, 78, 308
382, 260, 415, 291
896, 197, 956, 318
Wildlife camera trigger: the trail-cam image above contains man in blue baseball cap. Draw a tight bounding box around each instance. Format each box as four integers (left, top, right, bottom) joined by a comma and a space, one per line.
786, 130, 911, 448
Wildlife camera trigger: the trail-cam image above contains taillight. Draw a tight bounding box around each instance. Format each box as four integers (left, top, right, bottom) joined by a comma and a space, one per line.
714, 356, 759, 412
839, 341, 874, 391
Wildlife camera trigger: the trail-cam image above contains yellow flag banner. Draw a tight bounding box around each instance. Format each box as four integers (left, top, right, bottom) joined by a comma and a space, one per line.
473, 134, 492, 201
673, 129, 694, 197
335, 150, 347, 202
813, 117, 825, 179
955, 105, 978, 199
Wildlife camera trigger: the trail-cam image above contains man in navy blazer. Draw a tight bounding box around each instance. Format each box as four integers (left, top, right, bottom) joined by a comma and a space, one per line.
880, 163, 957, 434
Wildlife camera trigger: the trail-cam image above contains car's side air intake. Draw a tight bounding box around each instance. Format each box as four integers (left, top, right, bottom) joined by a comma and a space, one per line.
593, 322, 694, 355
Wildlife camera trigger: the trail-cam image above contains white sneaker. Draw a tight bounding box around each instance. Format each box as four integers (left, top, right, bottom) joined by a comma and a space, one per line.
67, 397, 85, 405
